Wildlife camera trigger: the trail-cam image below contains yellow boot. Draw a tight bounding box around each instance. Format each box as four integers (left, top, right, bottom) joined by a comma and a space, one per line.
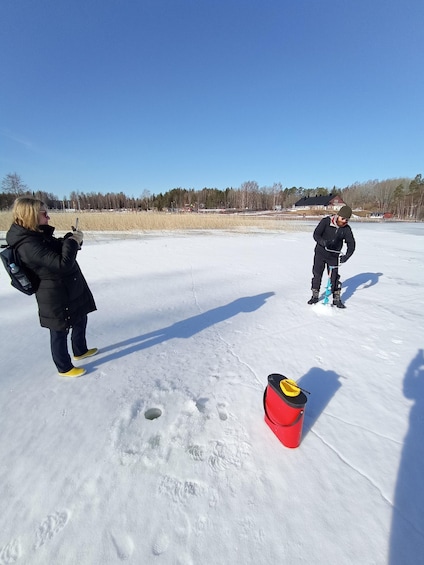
74, 348, 98, 361
59, 367, 87, 378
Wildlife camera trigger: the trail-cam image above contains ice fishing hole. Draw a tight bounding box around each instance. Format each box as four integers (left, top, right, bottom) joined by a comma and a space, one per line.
144, 408, 162, 420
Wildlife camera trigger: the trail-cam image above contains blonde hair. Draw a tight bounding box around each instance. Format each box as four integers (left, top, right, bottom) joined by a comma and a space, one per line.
12, 196, 45, 231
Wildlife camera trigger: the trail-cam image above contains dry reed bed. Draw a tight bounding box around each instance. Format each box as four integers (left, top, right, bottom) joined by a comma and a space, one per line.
0, 211, 306, 232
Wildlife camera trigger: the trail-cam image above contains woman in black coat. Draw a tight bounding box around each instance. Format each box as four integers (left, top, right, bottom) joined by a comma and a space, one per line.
6, 197, 97, 377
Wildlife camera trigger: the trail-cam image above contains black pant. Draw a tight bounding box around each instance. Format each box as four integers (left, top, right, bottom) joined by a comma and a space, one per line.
311, 249, 341, 293
50, 315, 88, 373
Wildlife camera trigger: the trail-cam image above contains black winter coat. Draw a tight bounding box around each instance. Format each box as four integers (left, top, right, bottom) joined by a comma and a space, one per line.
313, 216, 356, 261
6, 223, 96, 331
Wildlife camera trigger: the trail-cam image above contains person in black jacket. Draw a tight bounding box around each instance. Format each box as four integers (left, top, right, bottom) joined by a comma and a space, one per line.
307, 205, 356, 308
6, 197, 97, 377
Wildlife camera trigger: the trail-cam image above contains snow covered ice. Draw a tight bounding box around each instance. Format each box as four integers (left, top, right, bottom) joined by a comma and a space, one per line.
0, 222, 423, 565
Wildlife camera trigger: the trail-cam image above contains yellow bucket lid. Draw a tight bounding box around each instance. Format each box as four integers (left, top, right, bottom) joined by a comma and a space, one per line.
280, 378, 301, 397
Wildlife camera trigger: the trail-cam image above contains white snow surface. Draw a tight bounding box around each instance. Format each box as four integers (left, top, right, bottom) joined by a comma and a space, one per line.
0, 222, 423, 565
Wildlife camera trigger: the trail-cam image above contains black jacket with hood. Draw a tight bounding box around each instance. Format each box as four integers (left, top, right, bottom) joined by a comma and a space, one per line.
313, 215, 356, 262
6, 223, 96, 331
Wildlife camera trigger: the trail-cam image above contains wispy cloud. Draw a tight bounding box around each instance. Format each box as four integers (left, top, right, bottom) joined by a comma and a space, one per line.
0, 129, 35, 150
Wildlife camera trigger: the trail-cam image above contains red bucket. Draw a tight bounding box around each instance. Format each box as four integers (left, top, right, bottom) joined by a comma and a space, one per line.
263, 373, 308, 448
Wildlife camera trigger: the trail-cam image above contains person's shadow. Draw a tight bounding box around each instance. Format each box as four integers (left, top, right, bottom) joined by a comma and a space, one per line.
389, 349, 424, 564
341, 272, 383, 302
297, 368, 343, 437
85, 292, 275, 369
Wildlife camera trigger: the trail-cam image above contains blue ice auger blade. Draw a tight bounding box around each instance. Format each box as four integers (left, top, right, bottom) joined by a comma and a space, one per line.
323, 276, 332, 305
322, 250, 342, 306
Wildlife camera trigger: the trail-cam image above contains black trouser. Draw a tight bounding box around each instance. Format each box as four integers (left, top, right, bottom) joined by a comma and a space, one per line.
311, 248, 341, 293
49, 315, 88, 373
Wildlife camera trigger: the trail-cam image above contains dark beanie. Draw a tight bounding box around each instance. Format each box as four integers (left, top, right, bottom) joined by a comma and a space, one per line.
338, 205, 352, 219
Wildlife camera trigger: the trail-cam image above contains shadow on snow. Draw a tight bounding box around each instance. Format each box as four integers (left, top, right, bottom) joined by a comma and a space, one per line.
86, 292, 275, 368
298, 368, 343, 438
389, 349, 424, 564
341, 271, 383, 302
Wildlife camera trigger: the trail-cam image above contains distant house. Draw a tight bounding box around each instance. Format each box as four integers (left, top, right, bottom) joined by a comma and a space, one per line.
294, 193, 346, 211
370, 212, 393, 219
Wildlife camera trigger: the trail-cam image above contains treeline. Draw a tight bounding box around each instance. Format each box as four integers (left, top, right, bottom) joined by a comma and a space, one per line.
1, 173, 423, 219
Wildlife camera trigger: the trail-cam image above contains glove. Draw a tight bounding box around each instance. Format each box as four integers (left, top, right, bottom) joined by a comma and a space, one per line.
70, 229, 83, 248
339, 255, 348, 264
318, 239, 327, 247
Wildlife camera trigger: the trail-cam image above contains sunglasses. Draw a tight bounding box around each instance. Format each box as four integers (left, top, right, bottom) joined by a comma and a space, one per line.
39, 210, 49, 216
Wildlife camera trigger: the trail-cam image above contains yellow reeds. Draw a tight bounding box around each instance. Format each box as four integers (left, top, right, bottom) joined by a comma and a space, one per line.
0, 210, 307, 232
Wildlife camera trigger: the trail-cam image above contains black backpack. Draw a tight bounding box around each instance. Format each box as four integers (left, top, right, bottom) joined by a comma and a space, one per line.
0, 244, 39, 296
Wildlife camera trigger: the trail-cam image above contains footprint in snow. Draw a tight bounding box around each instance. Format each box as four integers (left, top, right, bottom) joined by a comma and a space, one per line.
0, 539, 22, 565
195, 397, 209, 414
110, 532, 134, 560
33, 510, 69, 549
208, 440, 250, 472
187, 444, 206, 461
158, 475, 205, 504
151, 508, 192, 563
152, 531, 170, 555
217, 402, 228, 421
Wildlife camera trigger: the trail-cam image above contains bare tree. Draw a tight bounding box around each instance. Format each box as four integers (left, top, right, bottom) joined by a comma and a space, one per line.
374, 179, 396, 212
240, 181, 259, 209
2, 173, 29, 195
408, 174, 424, 219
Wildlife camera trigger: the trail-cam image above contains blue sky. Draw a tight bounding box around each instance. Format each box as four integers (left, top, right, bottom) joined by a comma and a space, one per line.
1, 0, 423, 198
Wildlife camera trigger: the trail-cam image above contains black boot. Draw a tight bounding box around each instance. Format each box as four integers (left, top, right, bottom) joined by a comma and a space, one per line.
332, 291, 346, 309
307, 289, 319, 305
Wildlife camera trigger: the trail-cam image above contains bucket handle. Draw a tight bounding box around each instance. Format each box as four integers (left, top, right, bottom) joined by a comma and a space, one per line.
263, 387, 304, 428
